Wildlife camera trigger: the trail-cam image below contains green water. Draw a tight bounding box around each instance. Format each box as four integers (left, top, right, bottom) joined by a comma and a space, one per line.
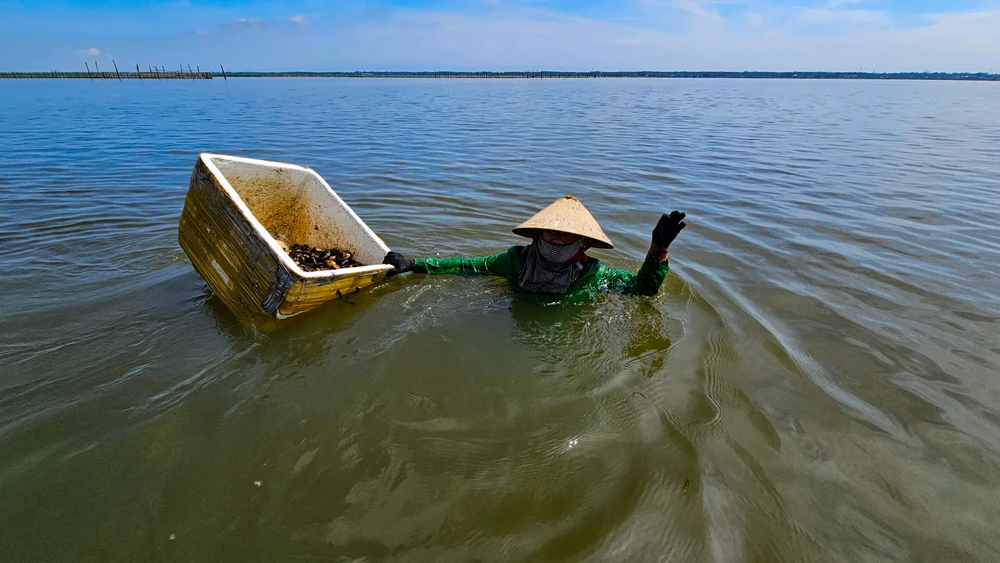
2, 78, 999, 561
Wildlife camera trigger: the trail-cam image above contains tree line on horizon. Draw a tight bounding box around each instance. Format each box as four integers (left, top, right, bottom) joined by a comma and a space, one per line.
2, 69, 997, 80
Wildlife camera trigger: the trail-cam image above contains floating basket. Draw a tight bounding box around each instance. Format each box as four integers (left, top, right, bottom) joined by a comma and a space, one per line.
178, 153, 392, 319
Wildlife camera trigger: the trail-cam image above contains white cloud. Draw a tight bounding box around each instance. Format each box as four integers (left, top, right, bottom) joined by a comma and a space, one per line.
77, 47, 100, 56
228, 17, 266, 29
925, 8, 1000, 25
212, 15, 310, 33
671, 0, 721, 19
745, 12, 765, 27
13, 3, 999, 72
638, 0, 721, 19
296, 6, 1000, 72
799, 8, 889, 27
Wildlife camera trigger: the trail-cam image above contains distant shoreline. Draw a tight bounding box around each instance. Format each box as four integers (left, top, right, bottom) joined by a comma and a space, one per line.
2, 70, 998, 81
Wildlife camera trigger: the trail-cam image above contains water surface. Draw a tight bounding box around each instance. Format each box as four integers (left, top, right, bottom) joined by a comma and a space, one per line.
2, 78, 1000, 562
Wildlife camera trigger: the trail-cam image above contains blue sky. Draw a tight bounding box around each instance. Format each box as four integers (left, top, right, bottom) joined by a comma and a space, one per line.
1, 0, 998, 71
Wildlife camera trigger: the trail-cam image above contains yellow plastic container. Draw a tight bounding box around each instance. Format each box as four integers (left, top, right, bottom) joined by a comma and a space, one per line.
178, 153, 393, 319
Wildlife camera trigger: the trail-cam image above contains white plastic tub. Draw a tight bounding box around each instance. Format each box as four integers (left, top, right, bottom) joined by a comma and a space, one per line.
178, 153, 392, 319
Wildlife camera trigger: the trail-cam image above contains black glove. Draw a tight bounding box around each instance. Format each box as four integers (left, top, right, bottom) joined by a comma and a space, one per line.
652, 210, 687, 248
383, 251, 415, 276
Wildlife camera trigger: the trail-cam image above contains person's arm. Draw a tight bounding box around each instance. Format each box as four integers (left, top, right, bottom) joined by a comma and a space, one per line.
591, 245, 668, 296
592, 211, 686, 296
383, 247, 517, 277
416, 252, 511, 275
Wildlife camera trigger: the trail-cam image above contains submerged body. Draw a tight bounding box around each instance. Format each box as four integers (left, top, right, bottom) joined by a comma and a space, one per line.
416, 244, 670, 298
383, 196, 686, 299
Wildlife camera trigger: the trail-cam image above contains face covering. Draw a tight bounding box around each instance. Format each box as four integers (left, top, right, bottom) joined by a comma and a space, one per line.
517, 238, 585, 293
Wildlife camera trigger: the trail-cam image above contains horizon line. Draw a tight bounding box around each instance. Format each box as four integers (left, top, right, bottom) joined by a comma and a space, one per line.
3, 69, 999, 81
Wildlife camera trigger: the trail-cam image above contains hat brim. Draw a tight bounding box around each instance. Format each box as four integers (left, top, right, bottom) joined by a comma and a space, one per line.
512, 227, 614, 249
511, 195, 615, 249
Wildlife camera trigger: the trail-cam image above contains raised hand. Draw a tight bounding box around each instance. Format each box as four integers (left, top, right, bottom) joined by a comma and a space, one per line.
651, 210, 687, 248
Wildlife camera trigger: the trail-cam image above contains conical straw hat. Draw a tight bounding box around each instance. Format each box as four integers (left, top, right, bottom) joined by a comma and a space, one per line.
512, 195, 614, 249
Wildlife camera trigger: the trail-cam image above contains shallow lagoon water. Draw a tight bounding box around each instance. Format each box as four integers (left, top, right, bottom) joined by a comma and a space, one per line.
1, 78, 1000, 562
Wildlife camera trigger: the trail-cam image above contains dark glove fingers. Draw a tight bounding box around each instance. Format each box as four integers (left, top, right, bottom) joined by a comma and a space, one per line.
652, 210, 688, 250
383, 251, 400, 276
382, 251, 413, 276
651, 224, 666, 247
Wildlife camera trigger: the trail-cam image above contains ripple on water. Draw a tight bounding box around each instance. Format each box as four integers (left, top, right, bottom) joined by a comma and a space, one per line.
1, 78, 1000, 561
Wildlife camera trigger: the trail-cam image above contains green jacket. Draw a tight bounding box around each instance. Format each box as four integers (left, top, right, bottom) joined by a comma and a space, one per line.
414, 245, 669, 298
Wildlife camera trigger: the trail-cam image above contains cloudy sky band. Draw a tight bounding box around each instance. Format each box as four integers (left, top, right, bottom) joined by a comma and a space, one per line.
1, 0, 997, 71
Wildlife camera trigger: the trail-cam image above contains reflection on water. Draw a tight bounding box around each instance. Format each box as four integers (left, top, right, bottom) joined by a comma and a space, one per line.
1, 78, 1000, 562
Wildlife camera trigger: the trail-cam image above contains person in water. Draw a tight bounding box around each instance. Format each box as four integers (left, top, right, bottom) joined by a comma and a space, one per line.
382, 195, 687, 296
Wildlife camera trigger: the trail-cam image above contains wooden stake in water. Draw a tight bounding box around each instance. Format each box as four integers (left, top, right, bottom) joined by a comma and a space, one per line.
95, 60, 100, 75
136, 64, 142, 80
112, 59, 122, 81
220, 63, 227, 81
85, 62, 92, 79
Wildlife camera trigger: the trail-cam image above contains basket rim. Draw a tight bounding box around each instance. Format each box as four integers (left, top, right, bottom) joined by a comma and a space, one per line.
198, 152, 393, 279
